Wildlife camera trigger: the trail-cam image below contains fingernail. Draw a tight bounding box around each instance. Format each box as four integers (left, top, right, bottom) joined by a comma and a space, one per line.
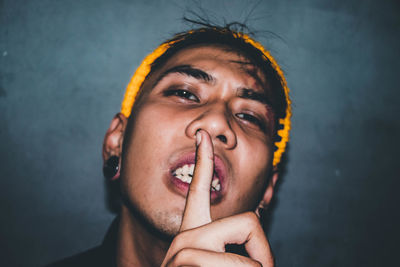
196, 130, 202, 146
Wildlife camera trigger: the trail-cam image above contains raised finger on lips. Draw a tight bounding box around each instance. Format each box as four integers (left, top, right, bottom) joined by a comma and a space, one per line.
161, 130, 215, 267
179, 129, 214, 232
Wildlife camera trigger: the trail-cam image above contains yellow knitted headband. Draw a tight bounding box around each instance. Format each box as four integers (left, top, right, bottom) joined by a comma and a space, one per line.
121, 31, 291, 167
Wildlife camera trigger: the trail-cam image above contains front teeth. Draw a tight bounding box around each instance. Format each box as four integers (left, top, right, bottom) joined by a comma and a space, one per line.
174, 164, 194, 183
211, 179, 221, 191
173, 164, 221, 192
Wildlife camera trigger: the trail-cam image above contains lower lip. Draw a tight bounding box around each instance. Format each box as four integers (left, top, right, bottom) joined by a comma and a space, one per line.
170, 175, 222, 202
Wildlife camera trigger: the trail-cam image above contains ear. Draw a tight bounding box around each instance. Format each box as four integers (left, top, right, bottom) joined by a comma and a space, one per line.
102, 113, 128, 161
255, 170, 279, 216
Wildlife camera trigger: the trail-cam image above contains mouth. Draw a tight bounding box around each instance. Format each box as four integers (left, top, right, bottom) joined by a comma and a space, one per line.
172, 163, 221, 192
168, 152, 226, 201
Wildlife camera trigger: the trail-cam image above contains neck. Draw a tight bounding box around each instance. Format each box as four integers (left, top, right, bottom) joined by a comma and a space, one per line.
116, 205, 170, 267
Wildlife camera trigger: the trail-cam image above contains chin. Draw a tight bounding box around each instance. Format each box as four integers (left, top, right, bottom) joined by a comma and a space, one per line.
129, 199, 184, 238
150, 209, 183, 236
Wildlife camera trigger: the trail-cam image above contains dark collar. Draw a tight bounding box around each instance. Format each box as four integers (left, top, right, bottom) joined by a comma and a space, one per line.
46, 217, 119, 267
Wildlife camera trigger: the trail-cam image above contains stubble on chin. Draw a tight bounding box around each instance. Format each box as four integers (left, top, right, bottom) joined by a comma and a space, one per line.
126, 198, 184, 238
120, 183, 185, 238
149, 208, 183, 237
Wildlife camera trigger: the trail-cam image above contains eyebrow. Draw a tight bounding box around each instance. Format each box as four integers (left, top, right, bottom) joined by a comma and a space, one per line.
229, 60, 267, 92
153, 64, 269, 106
237, 88, 270, 106
230, 61, 271, 106
154, 65, 215, 87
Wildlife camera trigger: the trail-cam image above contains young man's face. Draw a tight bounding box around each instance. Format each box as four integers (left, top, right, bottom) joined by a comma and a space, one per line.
119, 45, 276, 236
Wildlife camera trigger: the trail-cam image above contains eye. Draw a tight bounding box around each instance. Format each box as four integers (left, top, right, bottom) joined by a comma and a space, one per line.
236, 113, 265, 130
163, 89, 199, 102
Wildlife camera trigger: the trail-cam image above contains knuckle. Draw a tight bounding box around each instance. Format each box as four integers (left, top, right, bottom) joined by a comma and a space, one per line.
171, 248, 195, 265
242, 211, 260, 227
251, 260, 263, 267
171, 231, 187, 249
230, 253, 263, 267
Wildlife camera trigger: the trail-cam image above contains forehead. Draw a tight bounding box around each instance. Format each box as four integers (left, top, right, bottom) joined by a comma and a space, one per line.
167, 45, 245, 65
151, 45, 268, 89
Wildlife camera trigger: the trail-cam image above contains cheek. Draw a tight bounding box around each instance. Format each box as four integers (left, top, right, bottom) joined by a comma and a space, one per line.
121, 106, 167, 184
121, 102, 188, 185
128, 103, 177, 148
233, 141, 271, 207
236, 137, 271, 177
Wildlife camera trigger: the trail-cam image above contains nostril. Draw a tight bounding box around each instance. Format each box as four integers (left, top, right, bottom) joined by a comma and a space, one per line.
217, 135, 227, 144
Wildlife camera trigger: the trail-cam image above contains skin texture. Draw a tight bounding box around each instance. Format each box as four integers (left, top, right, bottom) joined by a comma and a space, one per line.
103, 46, 279, 266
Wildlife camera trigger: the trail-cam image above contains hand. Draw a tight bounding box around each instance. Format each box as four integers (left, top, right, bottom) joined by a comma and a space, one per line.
161, 130, 275, 267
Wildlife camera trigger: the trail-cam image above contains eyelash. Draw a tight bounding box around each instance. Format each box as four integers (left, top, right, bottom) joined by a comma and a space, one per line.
163, 89, 266, 130
236, 113, 265, 130
163, 89, 199, 102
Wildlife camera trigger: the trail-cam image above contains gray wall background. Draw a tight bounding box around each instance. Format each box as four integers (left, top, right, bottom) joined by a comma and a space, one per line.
1, 0, 399, 266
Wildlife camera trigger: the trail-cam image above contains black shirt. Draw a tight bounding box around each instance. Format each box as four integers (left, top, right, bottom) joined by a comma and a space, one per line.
46, 218, 118, 267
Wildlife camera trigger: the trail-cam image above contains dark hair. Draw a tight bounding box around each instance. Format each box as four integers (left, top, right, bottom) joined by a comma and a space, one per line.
147, 24, 288, 136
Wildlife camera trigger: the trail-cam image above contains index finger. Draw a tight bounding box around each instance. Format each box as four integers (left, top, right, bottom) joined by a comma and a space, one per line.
179, 130, 214, 231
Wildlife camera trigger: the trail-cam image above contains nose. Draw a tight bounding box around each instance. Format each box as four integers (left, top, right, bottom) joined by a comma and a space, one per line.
185, 103, 237, 149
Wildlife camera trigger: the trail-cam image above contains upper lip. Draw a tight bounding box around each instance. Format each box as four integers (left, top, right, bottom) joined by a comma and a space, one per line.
169, 151, 228, 193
